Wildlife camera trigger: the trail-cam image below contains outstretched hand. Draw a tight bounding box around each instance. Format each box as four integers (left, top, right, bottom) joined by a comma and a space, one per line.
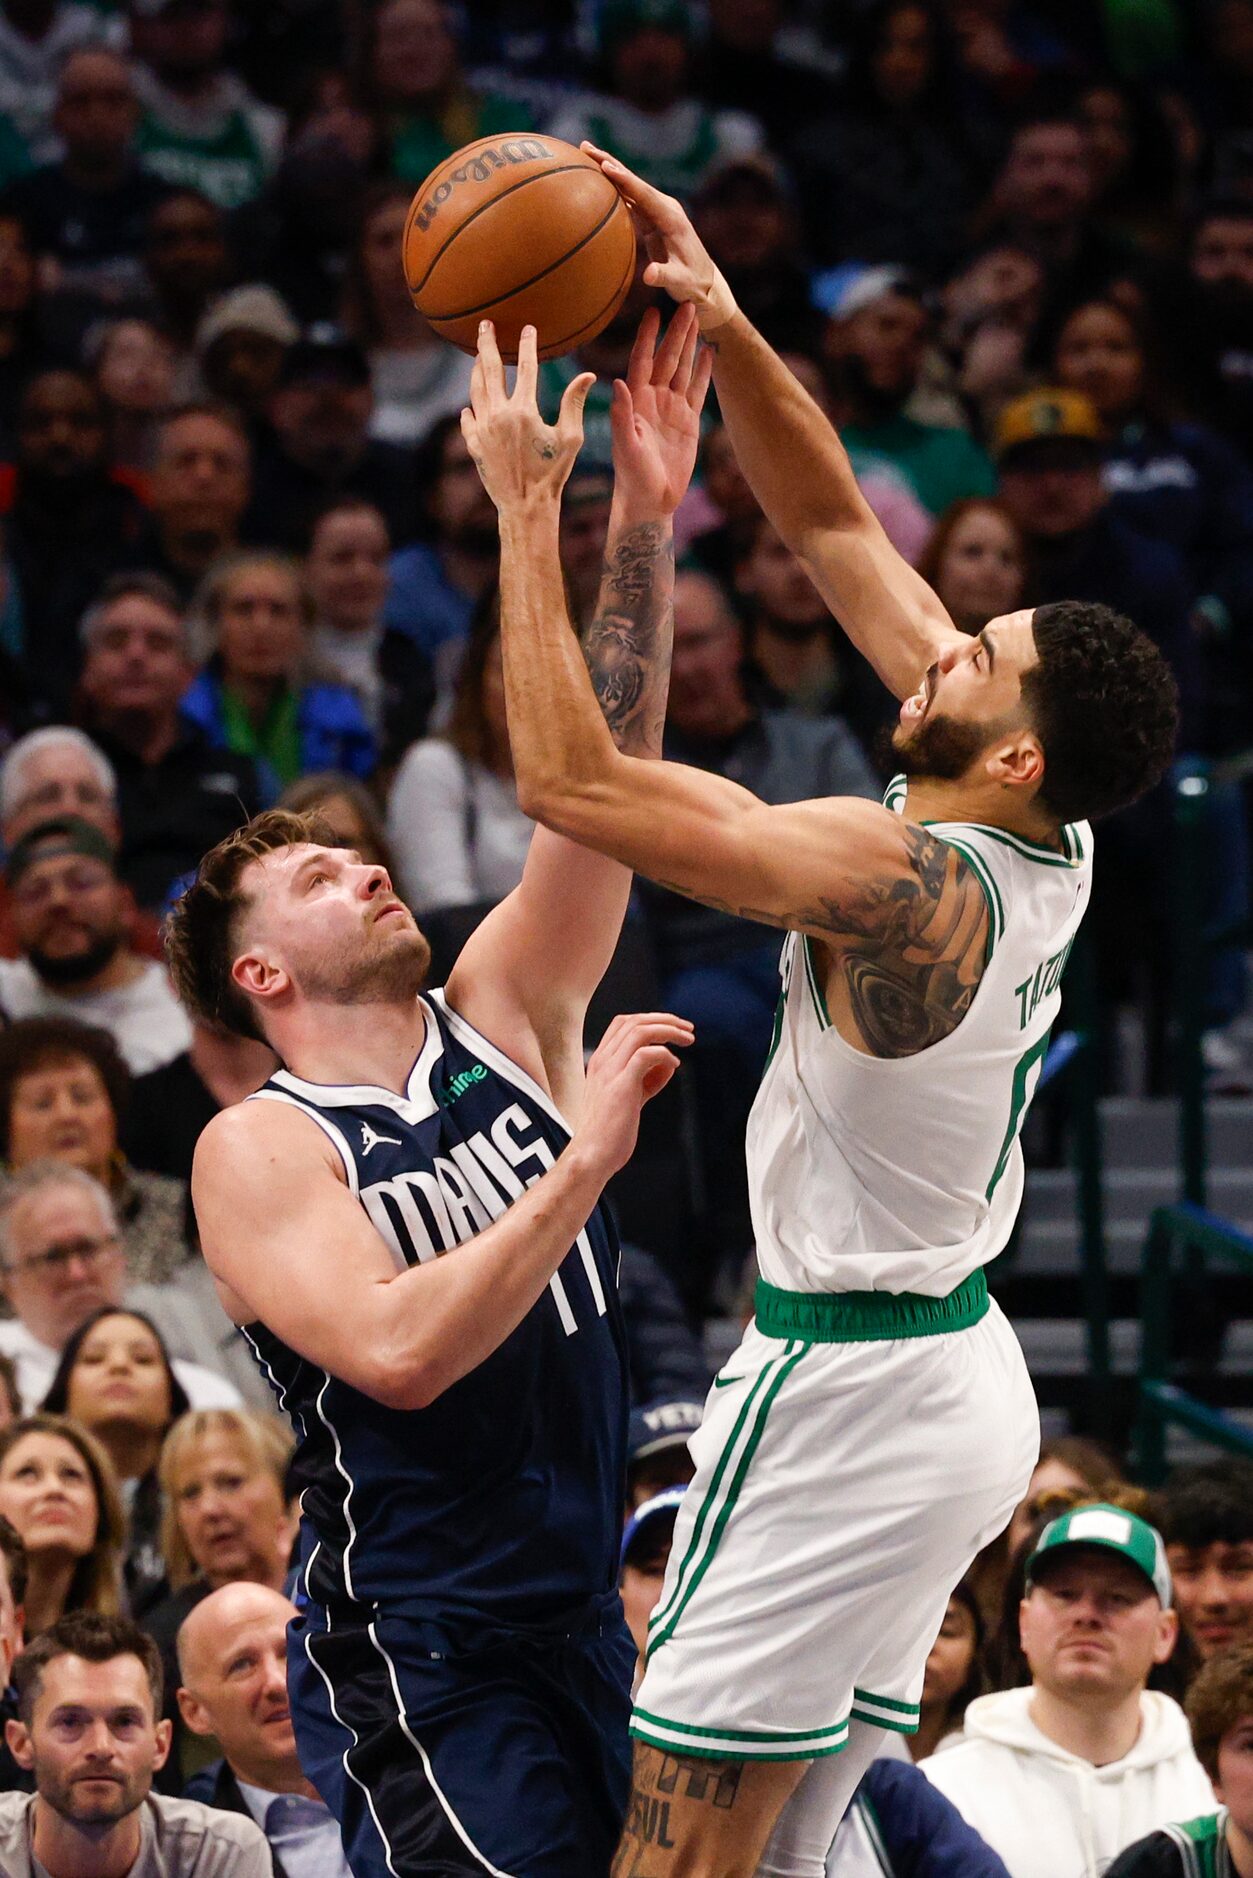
611, 303, 713, 517
581, 144, 738, 333
461, 321, 593, 512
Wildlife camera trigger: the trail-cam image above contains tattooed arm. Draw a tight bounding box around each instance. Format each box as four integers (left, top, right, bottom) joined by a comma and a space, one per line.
446, 312, 707, 1111
459, 319, 986, 1064
582, 512, 673, 759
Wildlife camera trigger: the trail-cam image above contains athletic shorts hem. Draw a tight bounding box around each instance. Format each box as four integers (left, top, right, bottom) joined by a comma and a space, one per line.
629, 1707, 850, 1762
850, 1686, 920, 1735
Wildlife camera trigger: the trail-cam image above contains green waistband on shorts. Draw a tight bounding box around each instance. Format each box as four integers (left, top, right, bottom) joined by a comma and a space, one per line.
754, 1268, 988, 1342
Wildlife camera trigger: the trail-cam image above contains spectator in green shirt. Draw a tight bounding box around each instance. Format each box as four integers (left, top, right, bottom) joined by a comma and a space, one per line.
819, 264, 997, 517
373, 0, 532, 189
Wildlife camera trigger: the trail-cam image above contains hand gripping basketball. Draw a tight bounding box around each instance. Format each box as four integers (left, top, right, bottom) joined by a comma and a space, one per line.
462, 322, 594, 511
580, 143, 738, 335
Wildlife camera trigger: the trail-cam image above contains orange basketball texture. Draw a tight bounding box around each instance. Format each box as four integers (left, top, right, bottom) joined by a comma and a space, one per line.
402, 134, 637, 361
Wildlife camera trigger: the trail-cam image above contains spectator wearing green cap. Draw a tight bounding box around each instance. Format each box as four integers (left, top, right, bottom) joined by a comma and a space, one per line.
922, 1504, 1216, 1878
548, 0, 763, 202
1106, 1642, 1253, 1878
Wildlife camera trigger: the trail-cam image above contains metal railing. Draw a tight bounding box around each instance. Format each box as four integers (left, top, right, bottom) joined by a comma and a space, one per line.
1035, 933, 1112, 1432
1135, 1202, 1253, 1482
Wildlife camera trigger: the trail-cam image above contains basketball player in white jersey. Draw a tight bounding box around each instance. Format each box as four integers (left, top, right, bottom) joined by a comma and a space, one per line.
461, 171, 1181, 1873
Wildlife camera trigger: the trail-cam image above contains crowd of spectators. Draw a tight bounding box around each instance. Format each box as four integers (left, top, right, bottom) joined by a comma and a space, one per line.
0, 0, 1247, 1872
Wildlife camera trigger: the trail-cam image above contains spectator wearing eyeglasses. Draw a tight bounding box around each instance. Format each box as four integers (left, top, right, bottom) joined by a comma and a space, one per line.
0, 1162, 240, 1413
0, 815, 190, 1075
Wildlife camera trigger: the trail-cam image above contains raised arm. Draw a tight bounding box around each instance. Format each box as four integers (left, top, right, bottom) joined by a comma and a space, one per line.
581, 145, 965, 701
193, 1010, 690, 1411
446, 309, 709, 1110
464, 326, 989, 1060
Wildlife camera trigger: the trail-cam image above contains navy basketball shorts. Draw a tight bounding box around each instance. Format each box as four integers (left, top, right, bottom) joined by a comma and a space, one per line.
288, 1597, 635, 1878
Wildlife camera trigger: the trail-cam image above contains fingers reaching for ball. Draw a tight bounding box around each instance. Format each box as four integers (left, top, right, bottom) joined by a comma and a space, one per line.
463, 323, 594, 514
580, 142, 738, 334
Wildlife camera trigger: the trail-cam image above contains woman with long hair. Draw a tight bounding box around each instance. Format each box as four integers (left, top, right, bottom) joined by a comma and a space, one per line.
42, 1306, 190, 1617
911, 1576, 986, 1759
917, 499, 1028, 634
0, 1413, 124, 1633
341, 179, 473, 449
0, 1016, 187, 1284
385, 586, 536, 916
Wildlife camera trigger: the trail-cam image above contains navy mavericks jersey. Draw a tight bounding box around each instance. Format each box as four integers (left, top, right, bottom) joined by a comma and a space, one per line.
242, 989, 629, 1623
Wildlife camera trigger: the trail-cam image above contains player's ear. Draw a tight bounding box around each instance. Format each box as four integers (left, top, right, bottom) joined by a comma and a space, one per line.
987, 731, 1043, 792
231, 948, 287, 1005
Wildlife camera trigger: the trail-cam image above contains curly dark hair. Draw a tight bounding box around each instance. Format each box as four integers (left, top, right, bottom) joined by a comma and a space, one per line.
1186, 1640, 1253, 1781
164, 808, 327, 1043
1023, 601, 1179, 823
0, 1017, 130, 1159
1155, 1457, 1253, 1550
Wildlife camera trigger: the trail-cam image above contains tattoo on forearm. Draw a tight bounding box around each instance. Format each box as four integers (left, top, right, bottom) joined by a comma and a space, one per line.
653, 827, 988, 1061
584, 522, 673, 757
612, 1748, 743, 1874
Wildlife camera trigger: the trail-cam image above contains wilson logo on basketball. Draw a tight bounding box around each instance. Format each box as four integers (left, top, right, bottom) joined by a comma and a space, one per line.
412, 140, 556, 232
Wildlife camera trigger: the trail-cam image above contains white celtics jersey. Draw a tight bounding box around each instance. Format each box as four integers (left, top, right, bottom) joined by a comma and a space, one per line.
745, 779, 1093, 1297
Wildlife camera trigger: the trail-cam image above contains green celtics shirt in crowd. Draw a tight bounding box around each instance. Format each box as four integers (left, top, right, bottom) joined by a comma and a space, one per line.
843, 414, 997, 519
389, 90, 536, 188
133, 71, 283, 210
547, 94, 761, 200
1107, 1811, 1236, 1878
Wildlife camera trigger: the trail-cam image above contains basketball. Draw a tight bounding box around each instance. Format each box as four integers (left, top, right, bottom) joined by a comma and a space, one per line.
402, 133, 637, 362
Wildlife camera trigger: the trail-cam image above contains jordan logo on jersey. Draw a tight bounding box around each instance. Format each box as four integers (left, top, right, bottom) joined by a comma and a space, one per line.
360, 1121, 402, 1156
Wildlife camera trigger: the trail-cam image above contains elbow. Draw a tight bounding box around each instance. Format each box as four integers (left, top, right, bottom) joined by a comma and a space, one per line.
515, 768, 602, 837
366, 1347, 445, 1413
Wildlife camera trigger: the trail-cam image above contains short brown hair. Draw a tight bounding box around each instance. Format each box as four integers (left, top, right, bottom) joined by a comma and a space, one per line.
13, 1611, 163, 1723
1186, 1641, 1253, 1780
164, 808, 324, 1042
0, 1016, 130, 1160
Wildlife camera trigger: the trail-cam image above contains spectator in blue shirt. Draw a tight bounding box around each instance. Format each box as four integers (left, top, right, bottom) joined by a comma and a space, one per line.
182, 550, 375, 788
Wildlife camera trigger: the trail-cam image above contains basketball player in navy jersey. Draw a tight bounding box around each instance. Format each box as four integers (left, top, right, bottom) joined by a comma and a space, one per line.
165, 308, 711, 1878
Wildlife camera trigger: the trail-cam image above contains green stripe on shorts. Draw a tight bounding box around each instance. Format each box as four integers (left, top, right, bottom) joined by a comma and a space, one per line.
630, 1706, 850, 1762
851, 1686, 921, 1734
647, 1340, 808, 1656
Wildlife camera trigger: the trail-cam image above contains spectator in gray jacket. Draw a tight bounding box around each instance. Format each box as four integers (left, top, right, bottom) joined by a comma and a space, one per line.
0, 1610, 269, 1875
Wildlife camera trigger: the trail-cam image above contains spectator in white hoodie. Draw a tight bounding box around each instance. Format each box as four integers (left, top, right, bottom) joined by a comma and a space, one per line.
923, 1503, 1216, 1878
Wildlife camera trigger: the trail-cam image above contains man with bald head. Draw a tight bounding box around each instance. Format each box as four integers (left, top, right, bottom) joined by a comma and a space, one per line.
178, 1583, 350, 1877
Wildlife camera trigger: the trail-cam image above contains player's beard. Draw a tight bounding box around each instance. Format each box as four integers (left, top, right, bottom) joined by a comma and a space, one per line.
300, 924, 432, 1008
882, 708, 991, 782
